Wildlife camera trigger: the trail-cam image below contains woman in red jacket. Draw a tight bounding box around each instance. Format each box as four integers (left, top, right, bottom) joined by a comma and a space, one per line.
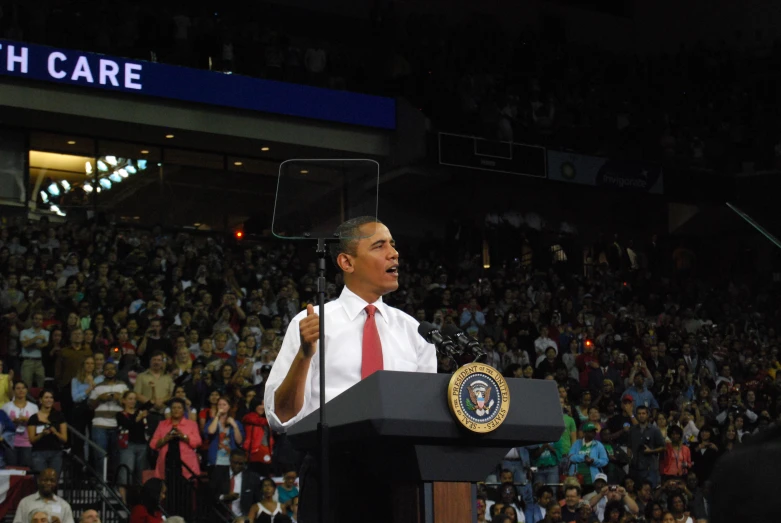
241, 398, 274, 477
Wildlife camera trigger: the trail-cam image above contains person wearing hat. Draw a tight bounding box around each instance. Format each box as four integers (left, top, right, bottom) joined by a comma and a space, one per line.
568, 422, 608, 491
584, 473, 639, 521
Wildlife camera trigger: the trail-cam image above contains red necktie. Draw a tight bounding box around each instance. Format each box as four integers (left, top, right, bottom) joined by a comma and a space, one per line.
361, 304, 384, 379
229, 475, 235, 493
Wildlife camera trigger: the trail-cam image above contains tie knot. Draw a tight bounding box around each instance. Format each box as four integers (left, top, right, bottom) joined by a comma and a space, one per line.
365, 304, 377, 318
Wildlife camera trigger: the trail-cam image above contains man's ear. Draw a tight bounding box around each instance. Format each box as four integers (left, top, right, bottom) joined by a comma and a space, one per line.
337, 253, 355, 274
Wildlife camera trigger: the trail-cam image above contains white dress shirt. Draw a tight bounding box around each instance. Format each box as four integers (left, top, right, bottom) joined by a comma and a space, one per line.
230, 472, 242, 516
534, 336, 557, 356
264, 286, 437, 432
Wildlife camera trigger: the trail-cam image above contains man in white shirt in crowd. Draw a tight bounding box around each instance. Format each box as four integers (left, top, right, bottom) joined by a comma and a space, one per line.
19, 312, 49, 388
264, 217, 436, 523
534, 325, 558, 361
13, 469, 74, 523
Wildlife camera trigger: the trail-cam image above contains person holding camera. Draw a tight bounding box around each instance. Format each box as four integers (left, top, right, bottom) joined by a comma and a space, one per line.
149, 397, 202, 520
715, 387, 757, 429
622, 367, 658, 416
585, 473, 639, 522
27, 390, 67, 476
690, 427, 719, 483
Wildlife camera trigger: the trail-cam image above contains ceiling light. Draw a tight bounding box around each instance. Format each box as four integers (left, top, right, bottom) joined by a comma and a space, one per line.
165, 134, 175, 139
97, 160, 108, 172
118, 168, 129, 178
300, 170, 308, 174
261, 147, 270, 151
96, 187, 102, 193
109, 172, 122, 183
140, 150, 149, 155
50, 204, 65, 216
85, 161, 93, 175
99, 178, 112, 189
47, 183, 60, 196
67, 140, 76, 145
83, 183, 93, 193
40, 191, 49, 203
137, 160, 148, 170
60, 180, 71, 191
125, 165, 137, 174
234, 161, 243, 166
105, 156, 118, 166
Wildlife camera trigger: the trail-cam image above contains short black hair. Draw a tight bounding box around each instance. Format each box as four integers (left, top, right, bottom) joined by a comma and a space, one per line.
605, 500, 625, 519
636, 405, 649, 414
169, 397, 186, 409
230, 448, 247, 460
536, 485, 554, 498
329, 216, 383, 269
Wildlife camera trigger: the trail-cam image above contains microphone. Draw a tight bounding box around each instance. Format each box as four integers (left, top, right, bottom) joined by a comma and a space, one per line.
417, 321, 457, 356
442, 324, 485, 358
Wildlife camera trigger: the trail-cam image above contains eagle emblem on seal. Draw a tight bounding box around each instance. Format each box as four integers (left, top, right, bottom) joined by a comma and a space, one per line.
466, 380, 494, 416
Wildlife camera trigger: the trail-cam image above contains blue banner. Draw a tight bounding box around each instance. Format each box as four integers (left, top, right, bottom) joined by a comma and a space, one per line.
547, 150, 664, 194
0, 40, 396, 130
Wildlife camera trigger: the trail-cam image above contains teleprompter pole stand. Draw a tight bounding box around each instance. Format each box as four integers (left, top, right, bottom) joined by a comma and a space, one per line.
316, 237, 334, 523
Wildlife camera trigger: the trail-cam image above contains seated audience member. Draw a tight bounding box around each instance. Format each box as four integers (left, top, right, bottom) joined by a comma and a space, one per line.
248, 477, 289, 522
210, 449, 263, 519
13, 468, 73, 523
129, 478, 166, 523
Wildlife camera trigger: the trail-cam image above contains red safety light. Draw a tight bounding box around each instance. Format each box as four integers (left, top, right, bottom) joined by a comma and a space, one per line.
235, 230, 244, 239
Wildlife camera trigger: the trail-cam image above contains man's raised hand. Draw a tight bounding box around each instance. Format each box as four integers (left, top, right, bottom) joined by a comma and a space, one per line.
299, 304, 320, 359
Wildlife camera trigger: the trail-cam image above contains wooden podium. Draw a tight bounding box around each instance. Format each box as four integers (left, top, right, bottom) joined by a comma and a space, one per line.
287, 371, 564, 523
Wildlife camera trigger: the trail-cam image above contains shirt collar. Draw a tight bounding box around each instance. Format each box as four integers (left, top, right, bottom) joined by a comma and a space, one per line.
339, 286, 390, 325
34, 493, 59, 502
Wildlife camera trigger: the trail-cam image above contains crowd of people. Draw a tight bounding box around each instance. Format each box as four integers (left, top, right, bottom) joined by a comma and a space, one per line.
4, 1, 781, 172
0, 217, 308, 522
0, 211, 779, 523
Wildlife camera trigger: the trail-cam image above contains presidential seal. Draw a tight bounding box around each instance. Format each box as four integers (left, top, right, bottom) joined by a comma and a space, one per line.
447, 362, 510, 433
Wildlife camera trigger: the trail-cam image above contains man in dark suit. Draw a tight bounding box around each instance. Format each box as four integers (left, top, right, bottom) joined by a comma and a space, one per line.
645, 345, 668, 376
589, 353, 623, 394
211, 449, 263, 519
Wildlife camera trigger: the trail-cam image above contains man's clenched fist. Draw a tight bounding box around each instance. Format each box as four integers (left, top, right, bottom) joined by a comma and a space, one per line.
299, 304, 320, 358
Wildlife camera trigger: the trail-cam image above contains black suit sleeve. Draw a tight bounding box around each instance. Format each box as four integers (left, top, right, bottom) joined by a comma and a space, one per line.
241, 472, 264, 516
210, 467, 229, 504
